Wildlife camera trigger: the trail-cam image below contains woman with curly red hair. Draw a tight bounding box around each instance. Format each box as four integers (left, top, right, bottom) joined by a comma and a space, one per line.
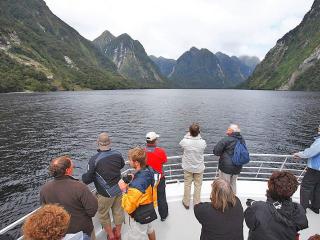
23, 204, 70, 240
244, 171, 308, 240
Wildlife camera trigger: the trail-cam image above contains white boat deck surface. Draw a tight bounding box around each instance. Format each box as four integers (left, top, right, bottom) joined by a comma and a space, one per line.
93, 180, 319, 240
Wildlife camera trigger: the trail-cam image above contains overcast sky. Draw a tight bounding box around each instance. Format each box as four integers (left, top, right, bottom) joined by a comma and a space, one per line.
44, 0, 314, 60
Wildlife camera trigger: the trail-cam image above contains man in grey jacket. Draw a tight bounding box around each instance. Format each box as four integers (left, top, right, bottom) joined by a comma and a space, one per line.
213, 124, 245, 193
180, 123, 207, 209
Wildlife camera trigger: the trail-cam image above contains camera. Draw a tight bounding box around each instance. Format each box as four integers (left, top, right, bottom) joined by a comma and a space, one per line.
246, 198, 256, 207
122, 174, 133, 184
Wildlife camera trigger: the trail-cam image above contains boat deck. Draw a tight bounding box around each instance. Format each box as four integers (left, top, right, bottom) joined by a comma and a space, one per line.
93, 180, 319, 240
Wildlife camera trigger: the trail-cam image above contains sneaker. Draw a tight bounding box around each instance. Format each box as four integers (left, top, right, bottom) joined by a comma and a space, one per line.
160, 214, 168, 221
113, 227, 121, 240
182, 200, 189, 210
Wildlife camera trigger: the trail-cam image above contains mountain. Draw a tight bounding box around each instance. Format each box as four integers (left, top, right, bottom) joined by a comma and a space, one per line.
168, 47, 256, 88
92, 30, 116, 53
238, 56, 260, 71
0, 0, 133, 93
246, 0, 320, 90
216, 52, 256, 86
93, 32, 168, 88
149, 55, 176, 77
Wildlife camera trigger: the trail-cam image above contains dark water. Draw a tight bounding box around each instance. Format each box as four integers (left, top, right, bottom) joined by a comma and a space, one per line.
0, 89, 319, 235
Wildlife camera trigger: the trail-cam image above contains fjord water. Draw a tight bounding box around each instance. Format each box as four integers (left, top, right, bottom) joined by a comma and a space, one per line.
0, 89, 319, 234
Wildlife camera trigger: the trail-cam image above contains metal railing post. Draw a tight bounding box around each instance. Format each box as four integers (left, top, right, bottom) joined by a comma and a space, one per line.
279, 157, 288, 171
255, 161, 264, 178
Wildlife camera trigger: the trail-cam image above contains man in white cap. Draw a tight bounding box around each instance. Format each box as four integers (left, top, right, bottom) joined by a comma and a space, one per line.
145, 131, 169, 221
294, 125, 320, 214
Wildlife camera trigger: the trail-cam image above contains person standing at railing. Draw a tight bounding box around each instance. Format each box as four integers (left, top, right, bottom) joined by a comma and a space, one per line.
145, 132, 169, 221
82, 132, 125, 240
180, 123, 207, 209
118, 147, 157, 240
244, 171, 308, 240
293, 125, 320, 214
213, 124, 246, 193
40, 156, 98, 240
194, 178, 244, 240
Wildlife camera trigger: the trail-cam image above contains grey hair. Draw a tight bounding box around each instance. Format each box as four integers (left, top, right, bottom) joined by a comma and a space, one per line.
98, 132, 111, 146
229, 124, 240, 133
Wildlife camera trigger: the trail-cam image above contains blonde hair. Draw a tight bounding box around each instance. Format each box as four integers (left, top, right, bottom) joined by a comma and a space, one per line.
128, 147, 146, 167
23, 204, 70, 240
210, 179, 236, 212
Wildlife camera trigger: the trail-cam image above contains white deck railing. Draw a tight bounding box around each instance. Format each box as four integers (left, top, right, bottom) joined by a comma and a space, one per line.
0, 153, 307, 239
163, 153, 307, 183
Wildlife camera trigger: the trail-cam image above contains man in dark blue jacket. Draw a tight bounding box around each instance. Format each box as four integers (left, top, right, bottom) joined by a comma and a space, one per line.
82, 132, 125, 240
213, 124, 245, 193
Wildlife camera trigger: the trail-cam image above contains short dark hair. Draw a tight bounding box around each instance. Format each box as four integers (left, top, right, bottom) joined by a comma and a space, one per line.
49, 156, 72, 178
267, 171, 298, 202
189, 123, 200, 137
128, 147, 146, 168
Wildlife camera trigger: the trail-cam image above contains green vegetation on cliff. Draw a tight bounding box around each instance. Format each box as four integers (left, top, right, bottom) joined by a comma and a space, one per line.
246, 0, 320, 90
0, 0, 133, 93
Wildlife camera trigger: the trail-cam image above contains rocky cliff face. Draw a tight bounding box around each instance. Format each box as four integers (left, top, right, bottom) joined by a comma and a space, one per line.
149, 55, 176, 77
246, 0, 320, 90
93, 32, 168, 88
0, 0, 132, 92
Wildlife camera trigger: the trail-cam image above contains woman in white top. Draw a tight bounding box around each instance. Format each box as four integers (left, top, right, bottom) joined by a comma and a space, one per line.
180, 123, 207, 209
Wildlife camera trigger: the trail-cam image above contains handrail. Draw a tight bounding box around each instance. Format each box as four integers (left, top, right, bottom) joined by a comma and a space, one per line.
0, 153, 304, 238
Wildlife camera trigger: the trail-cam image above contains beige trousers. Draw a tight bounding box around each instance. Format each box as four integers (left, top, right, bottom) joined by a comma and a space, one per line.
97, 194, 124, 226
219, 170, 238, 194
183, 170, 203, 206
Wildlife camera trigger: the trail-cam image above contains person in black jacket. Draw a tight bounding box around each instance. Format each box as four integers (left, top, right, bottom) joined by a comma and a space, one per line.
244, 171, 308, 240
82, 133, 125, 240
213, 124, 245, 193
194, 178, 244, 240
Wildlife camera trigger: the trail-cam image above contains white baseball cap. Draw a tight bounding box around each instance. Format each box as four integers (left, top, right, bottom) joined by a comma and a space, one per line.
146, 132, 160, 141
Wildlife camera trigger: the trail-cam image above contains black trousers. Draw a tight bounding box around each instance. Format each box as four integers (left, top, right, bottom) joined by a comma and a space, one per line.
157, 177, 168, 219
300, 168, 320, 210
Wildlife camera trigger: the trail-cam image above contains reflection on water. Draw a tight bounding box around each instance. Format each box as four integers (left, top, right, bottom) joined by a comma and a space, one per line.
0, 89, 319, 234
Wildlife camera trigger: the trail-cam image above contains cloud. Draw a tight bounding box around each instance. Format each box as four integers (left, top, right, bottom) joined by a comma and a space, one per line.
44, 0, 314, 60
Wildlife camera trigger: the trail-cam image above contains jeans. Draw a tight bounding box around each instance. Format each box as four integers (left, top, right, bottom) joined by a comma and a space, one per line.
157, 177, 168, 219
300, 168, 320, 210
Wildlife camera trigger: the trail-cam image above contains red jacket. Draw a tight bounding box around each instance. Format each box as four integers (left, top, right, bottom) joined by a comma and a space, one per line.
145, 144, 167, 177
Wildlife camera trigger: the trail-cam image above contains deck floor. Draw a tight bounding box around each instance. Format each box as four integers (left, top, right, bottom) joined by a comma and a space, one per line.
94, 181, 319, 240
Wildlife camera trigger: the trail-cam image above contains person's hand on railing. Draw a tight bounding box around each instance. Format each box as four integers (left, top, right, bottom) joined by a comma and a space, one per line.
293, 153, 301, 161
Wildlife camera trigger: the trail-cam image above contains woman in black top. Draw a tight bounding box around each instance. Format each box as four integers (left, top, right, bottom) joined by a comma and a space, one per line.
244, 171, 308, 240
194, 179, 244, 240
